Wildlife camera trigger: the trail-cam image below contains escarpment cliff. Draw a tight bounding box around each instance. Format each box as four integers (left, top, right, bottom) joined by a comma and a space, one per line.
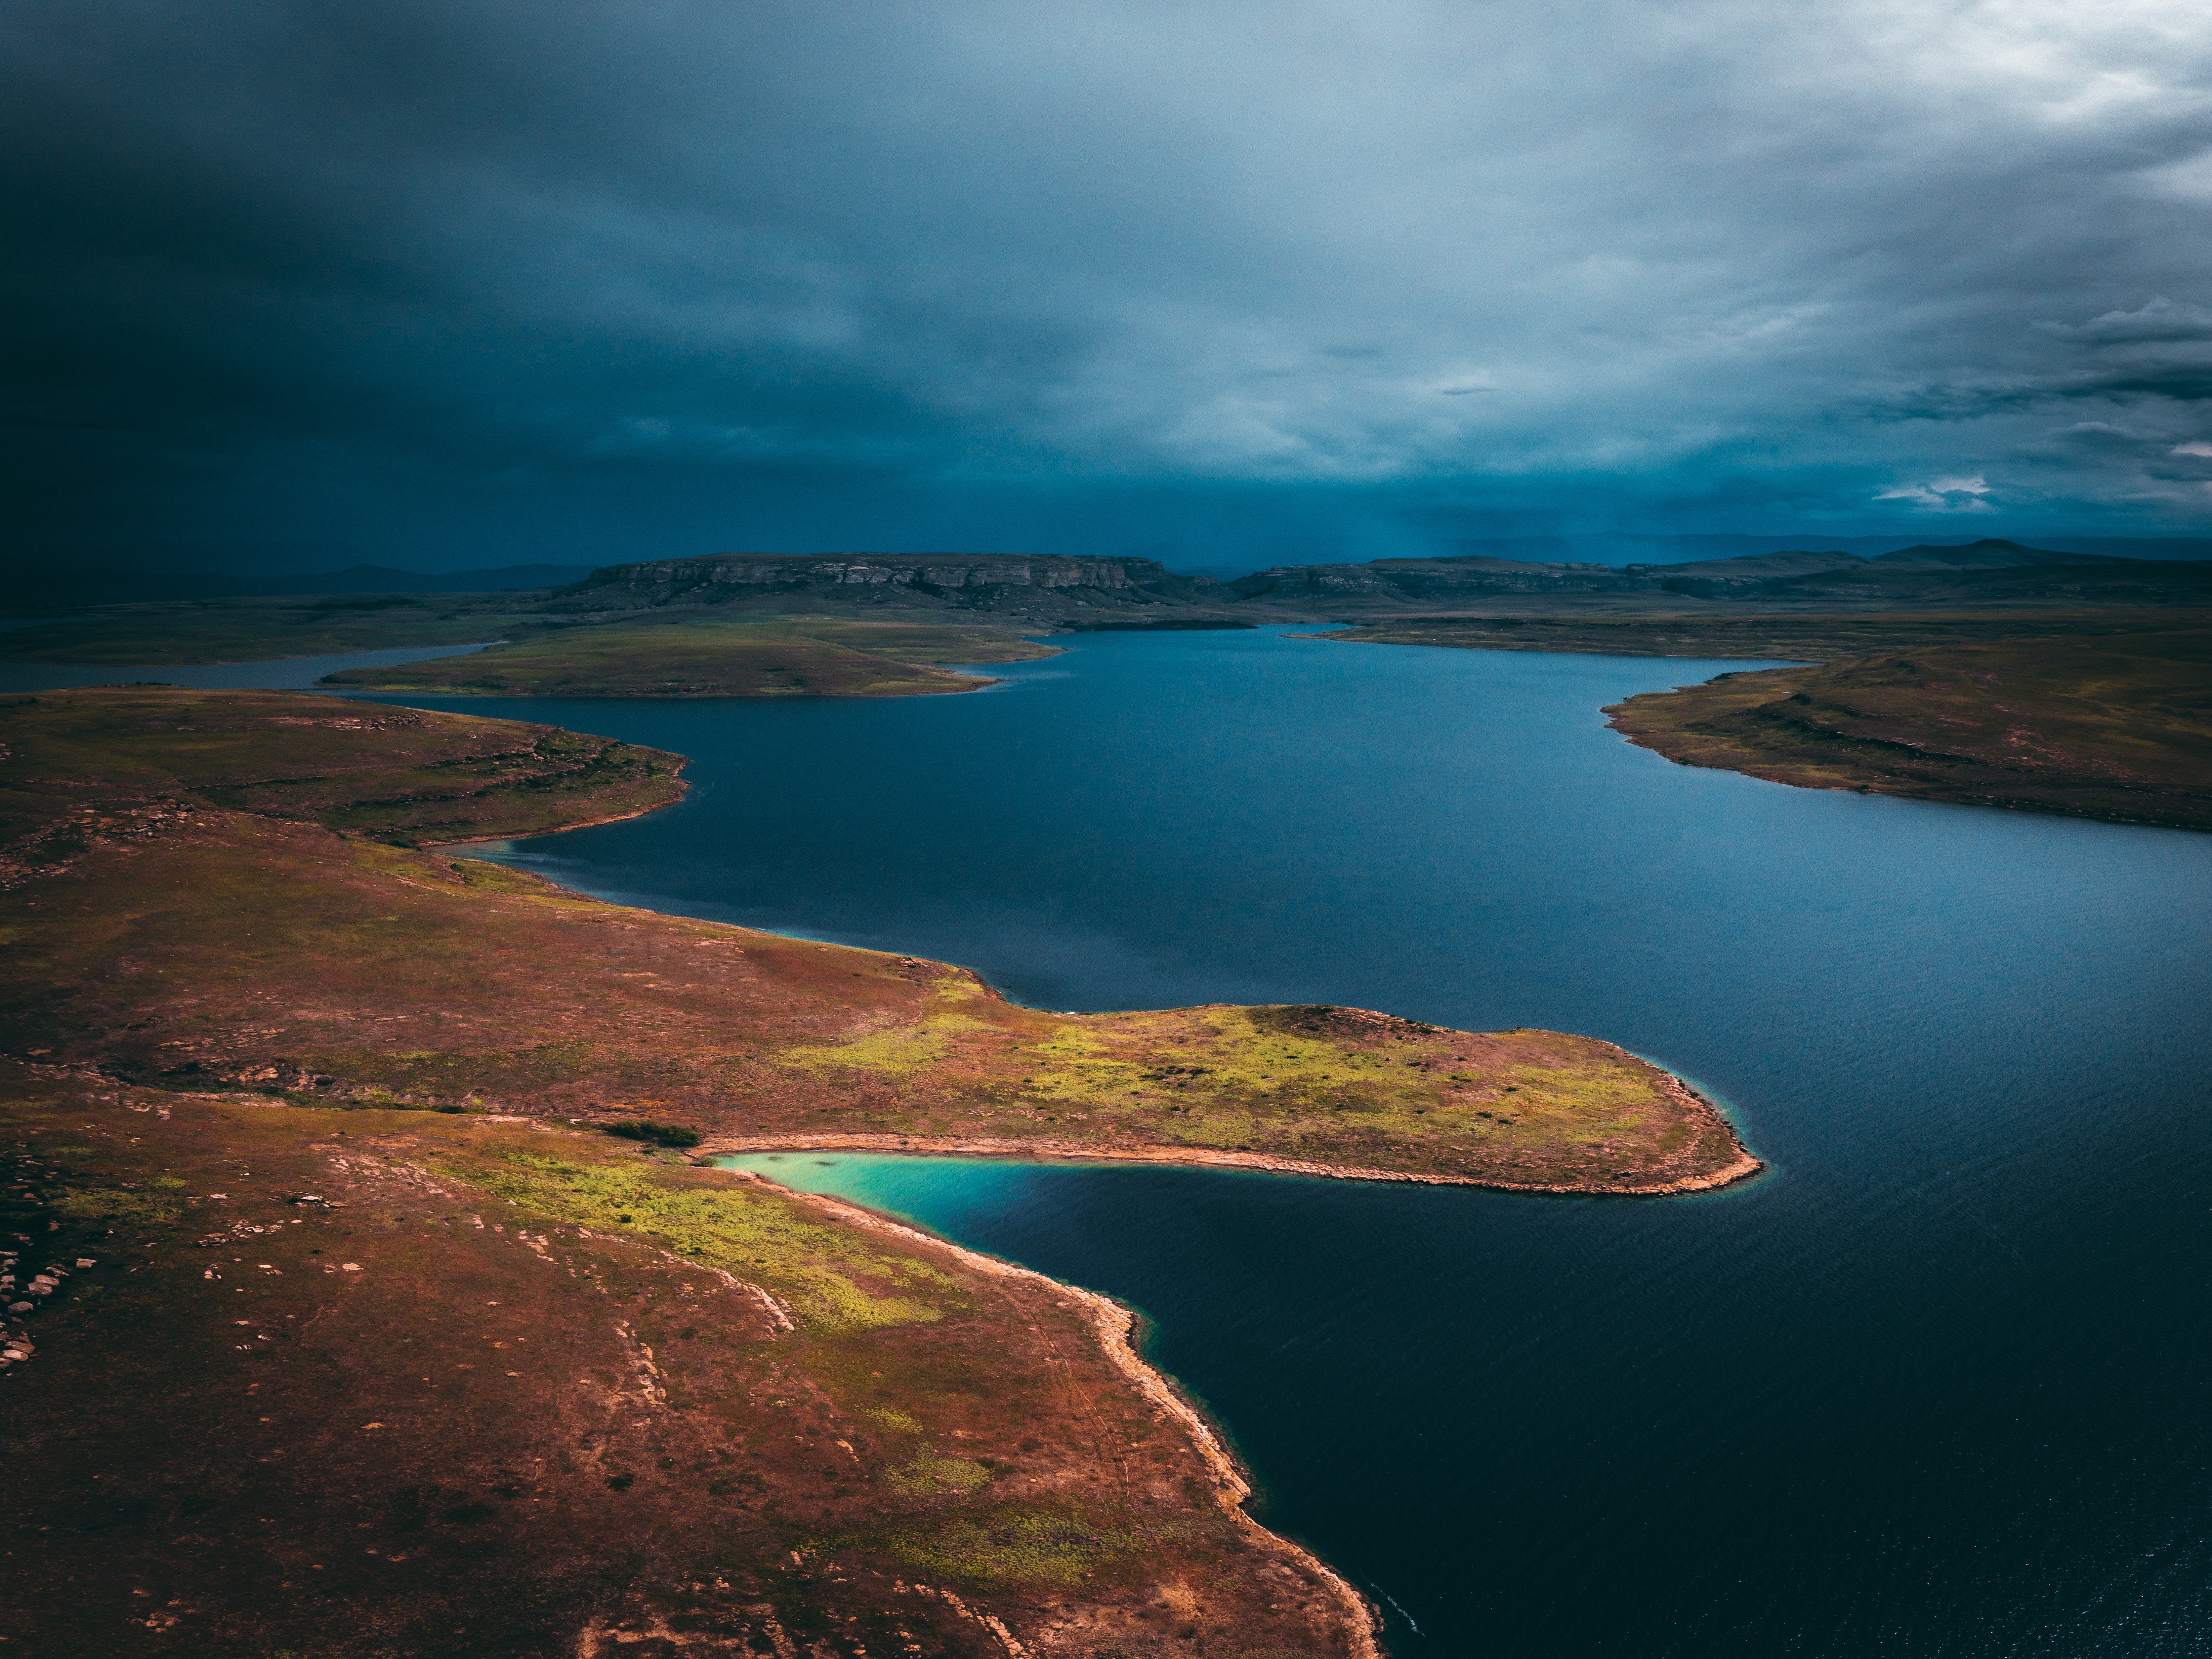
554, 551, 1234, 622
557, 541, 2209, 629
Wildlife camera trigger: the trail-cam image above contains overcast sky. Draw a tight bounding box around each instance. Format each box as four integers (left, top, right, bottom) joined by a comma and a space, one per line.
6, 0, 2212, 571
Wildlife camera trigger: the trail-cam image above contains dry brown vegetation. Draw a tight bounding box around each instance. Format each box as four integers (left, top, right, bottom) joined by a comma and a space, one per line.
0, 686, 1758, 1656
0, 688, 1753, 1194
0, 1069, 1376, 1657
1311, 609, 2195, 661
322, 617, 1062, 699
1604, 622, 2212, 831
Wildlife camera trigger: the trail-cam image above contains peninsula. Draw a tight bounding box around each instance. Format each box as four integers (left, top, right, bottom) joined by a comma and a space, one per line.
321, 617, 1061, 698
1603, 623, 2212, 832
0, 686, 1756, 1656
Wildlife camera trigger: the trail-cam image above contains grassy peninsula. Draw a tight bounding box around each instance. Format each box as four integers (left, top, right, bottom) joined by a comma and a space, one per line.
321, 617, 1059, 697
1605, 623, 2212, 830
2, 688, 1753, 1190
0, 687, 1754, 1656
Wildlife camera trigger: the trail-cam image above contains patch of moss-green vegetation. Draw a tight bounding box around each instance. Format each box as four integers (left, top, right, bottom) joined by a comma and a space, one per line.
780, 1022, 958, 1078
775, 981, 1008, 1080
1015, 1007, 1437, 1119
887, 1506, 1144, 1589
442, 1150, 951, 1333
887, 1453, 995, 1497
51, 1188, 183, 1228
717, 616, 1059, 668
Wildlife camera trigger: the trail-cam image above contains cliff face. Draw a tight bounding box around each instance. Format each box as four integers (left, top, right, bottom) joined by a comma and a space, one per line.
556, 552, 1229, 617
544, 541, 2212, 626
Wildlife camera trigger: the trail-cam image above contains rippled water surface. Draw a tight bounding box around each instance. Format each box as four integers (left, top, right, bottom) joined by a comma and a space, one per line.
388, 630, 2212, 1656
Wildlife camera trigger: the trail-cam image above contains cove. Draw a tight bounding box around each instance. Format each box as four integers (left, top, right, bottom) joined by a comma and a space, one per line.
372, 629, 2212, 1656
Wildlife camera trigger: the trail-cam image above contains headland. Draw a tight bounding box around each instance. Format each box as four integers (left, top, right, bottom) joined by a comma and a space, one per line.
1602, 622, 2212, 831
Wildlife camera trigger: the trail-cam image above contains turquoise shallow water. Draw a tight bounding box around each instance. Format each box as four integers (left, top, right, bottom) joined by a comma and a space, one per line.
370, 630, 2212, 1656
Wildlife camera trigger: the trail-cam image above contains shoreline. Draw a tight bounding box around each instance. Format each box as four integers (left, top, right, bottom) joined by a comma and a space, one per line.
701, 1126, 1765, 1197
336, 672, 1009, 698
425, 785, 690, 845
9, 682, 1758, 1652
693, 1041, 1764, 1199
725, 1168, 1388, 1659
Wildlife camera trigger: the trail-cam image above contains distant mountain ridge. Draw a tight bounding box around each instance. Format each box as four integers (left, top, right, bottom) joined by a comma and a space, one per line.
551, 551, 1220, 620
550, 540, 2212, 622
10, 540, 2208, 624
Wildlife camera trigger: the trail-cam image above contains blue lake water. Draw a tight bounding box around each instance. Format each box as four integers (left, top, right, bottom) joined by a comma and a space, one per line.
366, 629, 2212, 1656
0, 640, 493, 693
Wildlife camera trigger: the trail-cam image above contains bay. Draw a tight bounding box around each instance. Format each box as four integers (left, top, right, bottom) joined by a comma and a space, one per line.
372, 629, 2212, 1656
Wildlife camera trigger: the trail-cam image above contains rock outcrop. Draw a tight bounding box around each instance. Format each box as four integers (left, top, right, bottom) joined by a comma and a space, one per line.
553, 552, 1232, 621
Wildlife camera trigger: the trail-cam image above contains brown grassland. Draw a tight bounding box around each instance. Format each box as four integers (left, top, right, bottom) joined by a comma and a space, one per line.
1311, 609, 2195, 661
1603, 622, 2212, 831
321, 618, 1061, 699
0, 686, 1759, 1656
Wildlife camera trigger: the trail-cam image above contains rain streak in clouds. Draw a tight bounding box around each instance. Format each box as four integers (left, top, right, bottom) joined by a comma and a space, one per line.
5, 0, 2212, 567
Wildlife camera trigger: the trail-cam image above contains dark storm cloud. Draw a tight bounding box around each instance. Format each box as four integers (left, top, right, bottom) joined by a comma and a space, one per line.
5, 0, 2212, 569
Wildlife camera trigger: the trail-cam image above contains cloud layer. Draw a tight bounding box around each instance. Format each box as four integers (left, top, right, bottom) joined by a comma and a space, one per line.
6, 0, 2212, 568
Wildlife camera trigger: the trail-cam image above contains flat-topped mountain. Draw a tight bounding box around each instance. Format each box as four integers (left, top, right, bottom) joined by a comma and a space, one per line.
554, 550, 1230, 622
533, 541, 2212, 626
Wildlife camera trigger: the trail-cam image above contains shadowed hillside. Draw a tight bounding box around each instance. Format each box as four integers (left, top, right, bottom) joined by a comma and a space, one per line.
1604, 623, 2212, 830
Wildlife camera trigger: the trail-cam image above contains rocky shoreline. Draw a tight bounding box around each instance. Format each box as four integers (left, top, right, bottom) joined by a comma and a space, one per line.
728, 1170, 1390, 1658
696, 1052, 1764, 1199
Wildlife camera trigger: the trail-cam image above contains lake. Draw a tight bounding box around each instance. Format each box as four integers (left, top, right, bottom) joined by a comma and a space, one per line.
377, 629, 2212, 1656
0, 640, 493, 694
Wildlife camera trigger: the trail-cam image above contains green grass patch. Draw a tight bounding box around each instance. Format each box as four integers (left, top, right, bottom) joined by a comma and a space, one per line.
441, 1150, 951, 1333
887, 1453, 994, 1497
887, 1506, 1142, 1589
51, 1189, 182, 1227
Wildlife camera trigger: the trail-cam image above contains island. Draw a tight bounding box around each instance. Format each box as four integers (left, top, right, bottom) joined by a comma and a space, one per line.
0, 686, 1761, 1655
